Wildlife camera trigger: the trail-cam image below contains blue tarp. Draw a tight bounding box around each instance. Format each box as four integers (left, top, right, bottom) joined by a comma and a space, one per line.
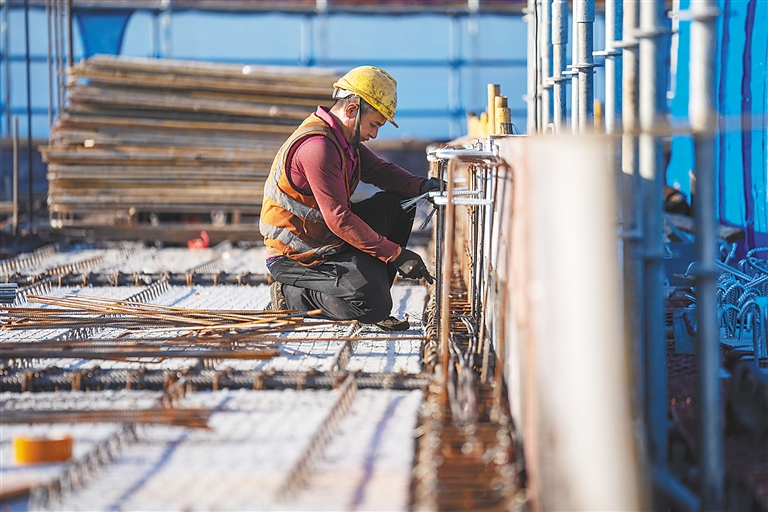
669, 0, 768, 250
75, 10, 133, 58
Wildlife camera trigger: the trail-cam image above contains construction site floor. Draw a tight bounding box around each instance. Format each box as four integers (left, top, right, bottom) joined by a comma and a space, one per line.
0, 243, 432, 510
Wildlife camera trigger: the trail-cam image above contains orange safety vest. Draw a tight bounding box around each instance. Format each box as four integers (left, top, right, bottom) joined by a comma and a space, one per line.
259, 114, 361, 266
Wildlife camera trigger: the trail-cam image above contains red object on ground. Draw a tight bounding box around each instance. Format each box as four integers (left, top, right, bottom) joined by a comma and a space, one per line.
187, 230, 210, 249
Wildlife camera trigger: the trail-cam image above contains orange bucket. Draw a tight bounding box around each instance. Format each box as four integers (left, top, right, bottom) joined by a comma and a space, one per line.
13, 435, 73, 465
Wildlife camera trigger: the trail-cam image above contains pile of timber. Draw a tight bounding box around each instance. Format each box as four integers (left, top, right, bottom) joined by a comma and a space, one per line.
42, 55, 336, 241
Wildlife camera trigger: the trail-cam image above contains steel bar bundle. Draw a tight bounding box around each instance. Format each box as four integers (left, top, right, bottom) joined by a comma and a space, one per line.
1, 294, 326, 334
42, 55, 337, 232
0, 407, 211, 428
0, 368, 433, 392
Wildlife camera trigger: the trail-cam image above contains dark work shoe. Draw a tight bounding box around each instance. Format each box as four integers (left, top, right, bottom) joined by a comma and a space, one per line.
375, 316, 410, 331
269, 281, 288, 311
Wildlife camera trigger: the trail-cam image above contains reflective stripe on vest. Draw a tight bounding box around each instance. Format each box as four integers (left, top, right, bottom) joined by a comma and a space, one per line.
260, 114, 358, 266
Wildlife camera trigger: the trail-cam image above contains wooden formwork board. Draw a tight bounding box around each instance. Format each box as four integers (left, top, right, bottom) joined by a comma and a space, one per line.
45, 56, 336, 241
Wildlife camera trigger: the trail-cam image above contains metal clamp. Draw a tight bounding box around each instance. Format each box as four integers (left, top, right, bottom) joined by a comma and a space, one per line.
593, 49, 623, 57
613, 39, 639, 49
672, 7, 721, 21
571, 63, 599, 70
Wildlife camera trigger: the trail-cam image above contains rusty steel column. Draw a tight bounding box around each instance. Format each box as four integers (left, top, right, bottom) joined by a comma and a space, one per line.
440, 159, 457, 403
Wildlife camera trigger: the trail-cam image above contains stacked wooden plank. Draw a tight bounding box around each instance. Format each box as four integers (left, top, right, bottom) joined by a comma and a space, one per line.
42, 55, 336, 238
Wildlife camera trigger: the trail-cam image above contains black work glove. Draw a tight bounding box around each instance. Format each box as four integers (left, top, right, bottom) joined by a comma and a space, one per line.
419, 178, 447, 195
393, 248, 434, 284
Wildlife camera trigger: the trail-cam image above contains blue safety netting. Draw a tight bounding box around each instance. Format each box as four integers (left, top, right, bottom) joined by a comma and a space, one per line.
74, 10, 133, 58
668, 0, 768, 251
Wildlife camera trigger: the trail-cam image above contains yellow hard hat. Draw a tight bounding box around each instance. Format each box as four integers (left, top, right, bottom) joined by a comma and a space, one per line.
333, 66, 399, 128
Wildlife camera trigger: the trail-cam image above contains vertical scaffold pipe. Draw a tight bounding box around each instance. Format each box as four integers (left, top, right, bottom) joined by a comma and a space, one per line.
621, 0, 644, 410
605, 0, 623, 134
2, 0, 10, 137
46, 0, 53, 131
689, 0, 723, 509
570, 1, 579, 132
23, 0, 33, 225
66, 0, 73, 67
12, 116, 19, 236
539, 0, 552, 129
440, 159, 457, 405
639, 0, 667, 481
527, 0, 538, 133
576, 0, 595, 132
551, 0, 567, 132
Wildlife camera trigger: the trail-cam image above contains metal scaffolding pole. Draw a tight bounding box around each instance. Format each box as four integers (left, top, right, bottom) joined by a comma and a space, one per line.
576, 0, 595, 132
24, 0, 34, 225
448, 15, 461, 139
570, 1, 579, 132
527, 0, 538, 134
66, 0, 73, 67
55, 0, 64, 109
638, 0, 667, 482
620, 0, 644, 433
46, 0, 54, 131
539, 0, 552, 129
603, 0, 622, 134
2, 0, 9, 137
551, 0, 567, 131
689, 0, 723, 509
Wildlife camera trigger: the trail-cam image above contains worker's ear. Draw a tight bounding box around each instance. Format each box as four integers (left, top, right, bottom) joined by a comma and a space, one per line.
344, 101, 359, 120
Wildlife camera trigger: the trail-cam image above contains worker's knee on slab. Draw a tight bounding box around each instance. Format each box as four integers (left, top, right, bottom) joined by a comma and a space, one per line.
338, 284, 393, 323
323, 295, 392, 324
360, 292, 394, 323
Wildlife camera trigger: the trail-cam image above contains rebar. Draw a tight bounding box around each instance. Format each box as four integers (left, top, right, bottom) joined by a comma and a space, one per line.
0, 368, 431, 393
276, 374, 358, 500
1, 294, 327, 335
0, 408, 211, 428
44, 55, 338, 233
29, 424, 137, 511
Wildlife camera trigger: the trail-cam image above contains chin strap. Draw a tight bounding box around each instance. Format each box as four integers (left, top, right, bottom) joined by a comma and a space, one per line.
352, 97, 363, 149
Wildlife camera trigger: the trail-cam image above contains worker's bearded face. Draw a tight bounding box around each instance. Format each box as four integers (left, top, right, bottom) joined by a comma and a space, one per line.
339, 102, 387, 148
356, 110, 387, 144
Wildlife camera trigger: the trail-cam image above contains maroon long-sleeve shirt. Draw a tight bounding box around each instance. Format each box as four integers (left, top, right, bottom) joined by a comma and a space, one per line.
284, 106, 425, 263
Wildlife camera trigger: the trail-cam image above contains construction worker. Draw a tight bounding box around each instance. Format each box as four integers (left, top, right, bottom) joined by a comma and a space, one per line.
260, 66, 440, 330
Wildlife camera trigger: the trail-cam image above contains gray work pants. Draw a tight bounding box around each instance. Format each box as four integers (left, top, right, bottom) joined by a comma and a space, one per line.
267, 191, 416, 323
